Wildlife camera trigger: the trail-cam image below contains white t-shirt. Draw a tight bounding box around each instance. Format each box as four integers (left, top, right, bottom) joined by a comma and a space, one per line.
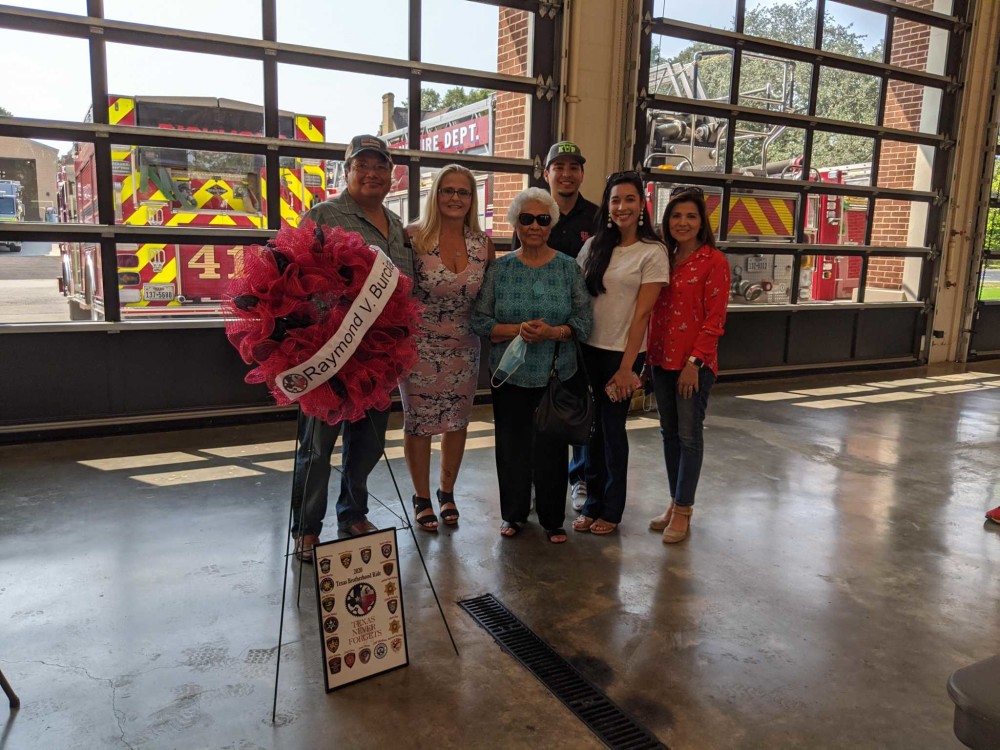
577, 238, 670, 352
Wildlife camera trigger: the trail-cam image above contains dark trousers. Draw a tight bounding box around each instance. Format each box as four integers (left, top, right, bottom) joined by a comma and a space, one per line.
652, 366, 715, 507
579, 344, 644, 524
491, 382, 569, 531
290, 408, 390, 537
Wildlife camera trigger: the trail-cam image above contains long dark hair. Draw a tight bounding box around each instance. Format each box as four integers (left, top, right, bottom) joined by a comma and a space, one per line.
660, 186, 716, 267
583, 172, 661, 296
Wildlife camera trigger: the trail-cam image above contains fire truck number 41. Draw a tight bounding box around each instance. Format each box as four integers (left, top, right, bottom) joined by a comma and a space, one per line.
188, 247, 245, 280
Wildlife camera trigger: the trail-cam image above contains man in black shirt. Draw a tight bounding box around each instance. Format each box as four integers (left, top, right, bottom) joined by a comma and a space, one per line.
540, 141, 599, 509
542, 141, 599, 259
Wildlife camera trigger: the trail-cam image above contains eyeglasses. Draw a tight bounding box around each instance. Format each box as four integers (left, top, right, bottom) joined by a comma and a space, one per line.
669, 185, 704, 198
518, 212, 553, 227
607, 170, 642, 183
351, 160, 392, 174
438, 187, 473, 199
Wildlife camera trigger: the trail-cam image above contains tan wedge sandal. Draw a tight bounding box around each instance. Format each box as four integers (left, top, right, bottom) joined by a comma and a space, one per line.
662, 505, 692, 544
649, 501, 675, 531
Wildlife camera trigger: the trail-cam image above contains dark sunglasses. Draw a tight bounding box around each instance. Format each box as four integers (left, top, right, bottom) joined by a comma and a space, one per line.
607, 170, 642, 183
518, 212, 553, 227
669, 185, 705, 198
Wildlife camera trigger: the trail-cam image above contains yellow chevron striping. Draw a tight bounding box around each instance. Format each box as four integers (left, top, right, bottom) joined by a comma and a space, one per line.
740, 198, 769, 234
108, 97, 135, 126
708, 204, 722, 233
209, 214, 238, 226
295, 115, 324, 142
730, 219, 750, 235
150, 256, 177, 284
769, 198, 795, 234
281, 170, 312, 210
133, 243, 167, 274
281, 202, 299, 225
166, 213, 197, 226
124, 205, 148, 225
192, 180, 233, 209
120, 173, 135, 204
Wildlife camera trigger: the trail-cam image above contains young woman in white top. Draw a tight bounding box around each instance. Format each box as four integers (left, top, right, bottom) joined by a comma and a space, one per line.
572, 171, 670, 535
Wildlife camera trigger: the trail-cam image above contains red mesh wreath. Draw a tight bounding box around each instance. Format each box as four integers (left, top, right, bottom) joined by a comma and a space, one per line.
223, 221, 422, 424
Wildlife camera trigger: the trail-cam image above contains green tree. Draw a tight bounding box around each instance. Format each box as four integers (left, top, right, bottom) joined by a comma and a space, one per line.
0, 105, 11, 118
652, 0, 882, 170
420, 89, 442, 111
406, 87, 492, 112
441, 87, 493, 109
985, 159, 1000, 253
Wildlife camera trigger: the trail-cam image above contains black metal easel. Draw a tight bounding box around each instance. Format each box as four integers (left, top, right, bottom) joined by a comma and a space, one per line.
0, 668, 19, 709
271, 406, 458, 722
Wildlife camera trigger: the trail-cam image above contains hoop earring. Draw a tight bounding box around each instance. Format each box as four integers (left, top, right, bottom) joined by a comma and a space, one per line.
607, 213, 613, 228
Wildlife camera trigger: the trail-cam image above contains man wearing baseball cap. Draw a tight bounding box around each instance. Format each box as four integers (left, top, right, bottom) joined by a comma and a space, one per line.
291, 134, 415, 557
517, 140, 599, 510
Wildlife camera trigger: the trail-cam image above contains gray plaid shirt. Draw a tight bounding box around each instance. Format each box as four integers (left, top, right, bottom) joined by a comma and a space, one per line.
304, 189, 414, 280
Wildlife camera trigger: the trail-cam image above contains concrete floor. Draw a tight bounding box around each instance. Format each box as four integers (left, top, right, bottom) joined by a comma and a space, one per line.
3, 362, 1000, 749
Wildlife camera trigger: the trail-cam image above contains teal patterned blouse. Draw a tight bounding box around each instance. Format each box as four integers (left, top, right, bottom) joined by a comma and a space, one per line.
471, 252, 593, 388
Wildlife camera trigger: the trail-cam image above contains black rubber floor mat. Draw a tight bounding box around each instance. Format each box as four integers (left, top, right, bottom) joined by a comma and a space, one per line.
459, 593, 667, 749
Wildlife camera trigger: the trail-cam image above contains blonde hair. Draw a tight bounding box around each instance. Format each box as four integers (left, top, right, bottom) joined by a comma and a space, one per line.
411, 165, 482, 254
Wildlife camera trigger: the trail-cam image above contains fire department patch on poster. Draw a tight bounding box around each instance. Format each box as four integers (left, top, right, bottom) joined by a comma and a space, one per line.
313, 527, 407, 692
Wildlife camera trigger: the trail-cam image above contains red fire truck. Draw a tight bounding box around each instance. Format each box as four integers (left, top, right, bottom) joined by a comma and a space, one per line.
647, 53, 872, 304
647, 164, 868, 303
60, 95, 326, 319
381, 95, 495, 235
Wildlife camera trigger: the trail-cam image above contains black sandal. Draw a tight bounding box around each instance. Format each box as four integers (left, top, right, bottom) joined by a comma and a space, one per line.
545, 528, 568, 544
500, 521, 521, 538
437, 489, 460, 525
412, 495, 438, 531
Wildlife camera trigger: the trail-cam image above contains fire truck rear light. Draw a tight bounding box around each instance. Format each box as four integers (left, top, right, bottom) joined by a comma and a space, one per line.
117, 254, 139, 268
118, 271, 141, 285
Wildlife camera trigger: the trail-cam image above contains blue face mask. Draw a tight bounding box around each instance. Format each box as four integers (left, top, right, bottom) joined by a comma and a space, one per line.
491, 333, 527, 387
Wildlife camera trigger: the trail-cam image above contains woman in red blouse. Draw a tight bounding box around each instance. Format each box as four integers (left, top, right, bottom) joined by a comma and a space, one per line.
646, 186, 730, 544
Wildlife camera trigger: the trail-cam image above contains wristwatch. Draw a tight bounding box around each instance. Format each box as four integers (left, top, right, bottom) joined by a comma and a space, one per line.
687, 356, 704, 368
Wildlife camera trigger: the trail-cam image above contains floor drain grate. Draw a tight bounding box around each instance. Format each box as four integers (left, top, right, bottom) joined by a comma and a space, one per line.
459, 593, 666, 750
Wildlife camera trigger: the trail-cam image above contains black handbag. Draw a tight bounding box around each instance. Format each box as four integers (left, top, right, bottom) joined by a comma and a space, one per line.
533, 334, 595, 446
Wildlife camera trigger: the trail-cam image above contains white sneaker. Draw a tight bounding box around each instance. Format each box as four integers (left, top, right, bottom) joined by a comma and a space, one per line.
571, 481, 588, 511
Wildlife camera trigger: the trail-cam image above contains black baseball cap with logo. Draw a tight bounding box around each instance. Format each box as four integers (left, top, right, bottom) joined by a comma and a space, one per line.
344, 134, 393, 164
545, 141, 586, 168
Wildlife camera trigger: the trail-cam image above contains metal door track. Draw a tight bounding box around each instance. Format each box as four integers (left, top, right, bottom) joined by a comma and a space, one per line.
459, 593, 666, 749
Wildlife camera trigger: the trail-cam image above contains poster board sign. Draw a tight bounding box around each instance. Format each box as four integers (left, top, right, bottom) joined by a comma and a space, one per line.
313, 527, 408, 692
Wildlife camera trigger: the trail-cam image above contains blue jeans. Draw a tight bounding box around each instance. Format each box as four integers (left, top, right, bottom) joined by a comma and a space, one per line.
579, 344, 644, 524
652, 366, 715, 507
290, 408, 390, 537
569, 445, 587, 485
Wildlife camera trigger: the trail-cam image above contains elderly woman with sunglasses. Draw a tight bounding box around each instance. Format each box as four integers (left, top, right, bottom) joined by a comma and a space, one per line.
399, 165, 495, 532
471, 187, 593, 543
572, 171, 669, 536
647, 185, 730, 544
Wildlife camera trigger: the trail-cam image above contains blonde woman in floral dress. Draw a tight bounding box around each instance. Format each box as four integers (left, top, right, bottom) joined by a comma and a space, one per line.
400, 165, 495, 531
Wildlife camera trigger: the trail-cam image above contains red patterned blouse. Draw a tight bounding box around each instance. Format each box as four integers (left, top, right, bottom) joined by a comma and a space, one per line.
646, 244, 730, 375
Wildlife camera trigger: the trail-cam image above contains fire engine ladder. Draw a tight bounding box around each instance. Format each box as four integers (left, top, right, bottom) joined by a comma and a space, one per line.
649, 60, 707, 100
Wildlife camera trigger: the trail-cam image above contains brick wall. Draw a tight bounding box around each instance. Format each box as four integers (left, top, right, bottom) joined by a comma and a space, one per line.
868, 0, 933, 288
493, 8, 531, 238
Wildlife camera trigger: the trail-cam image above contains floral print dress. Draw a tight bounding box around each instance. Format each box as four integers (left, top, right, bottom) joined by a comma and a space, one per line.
399, 228, 489, 436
